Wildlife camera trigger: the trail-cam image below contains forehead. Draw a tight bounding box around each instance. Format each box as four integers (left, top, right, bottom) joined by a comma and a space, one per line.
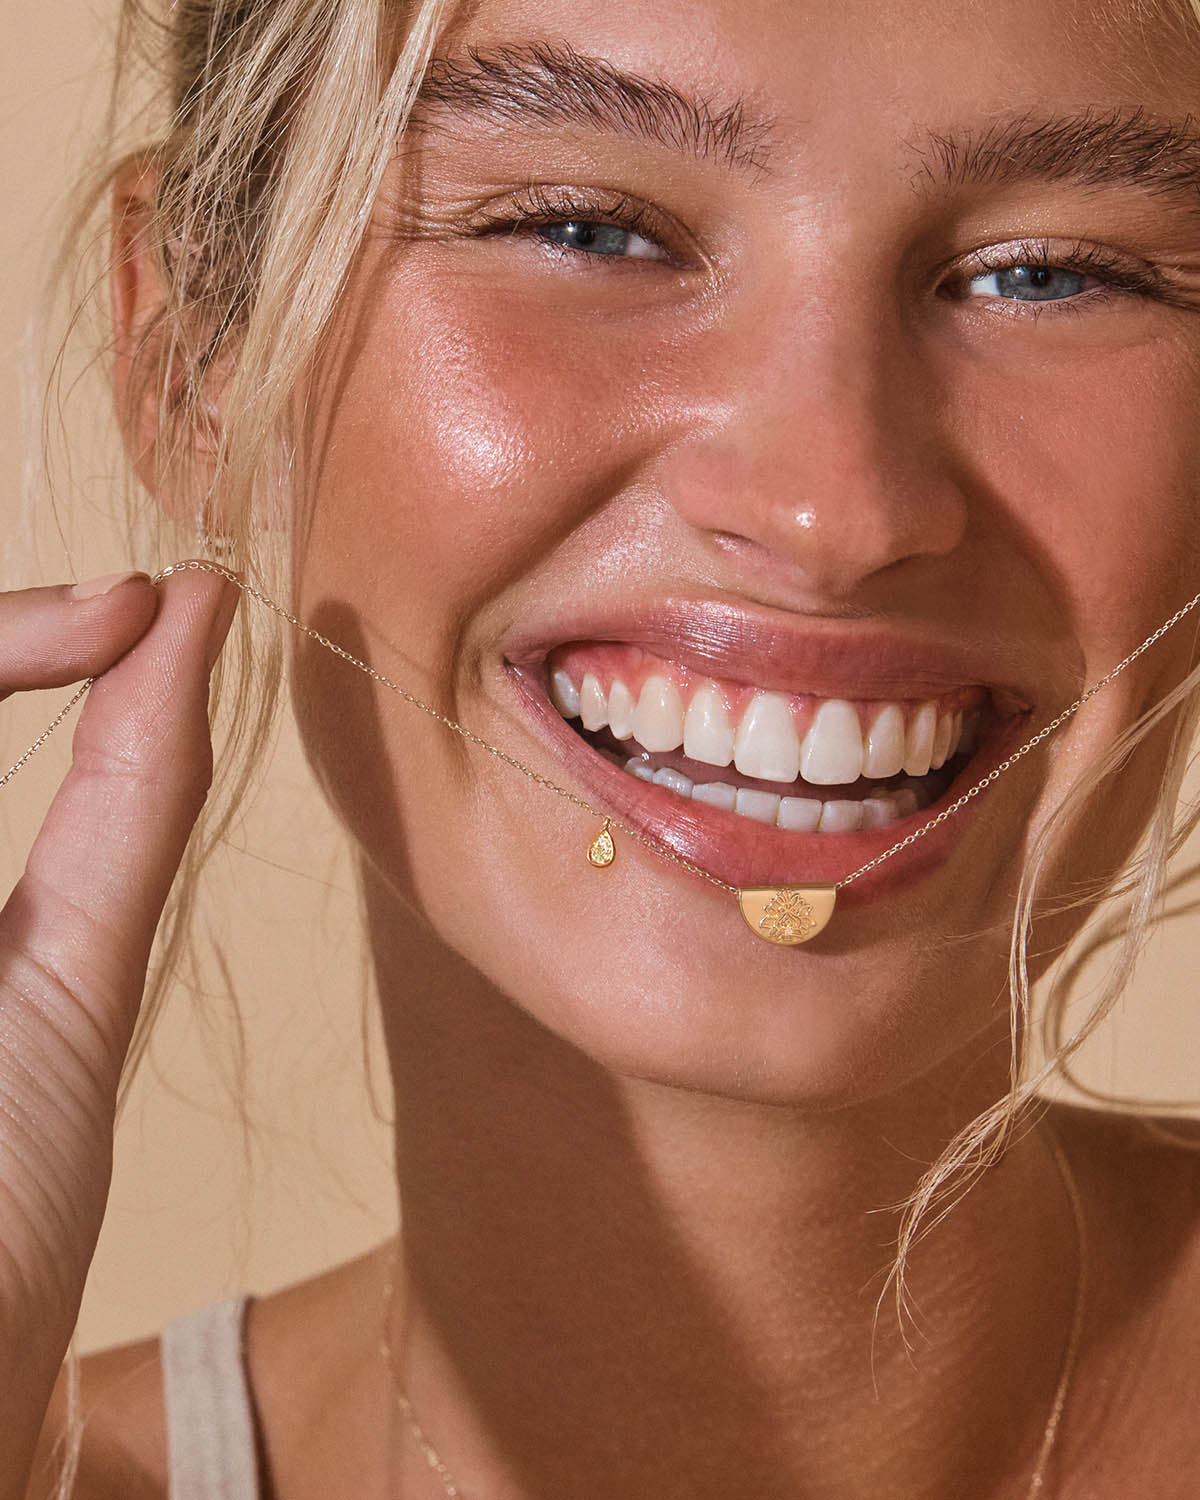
441, 0, 1200, 153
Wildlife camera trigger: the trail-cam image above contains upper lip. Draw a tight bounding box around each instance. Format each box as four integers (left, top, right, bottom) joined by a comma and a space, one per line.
505, 597, 1038, 711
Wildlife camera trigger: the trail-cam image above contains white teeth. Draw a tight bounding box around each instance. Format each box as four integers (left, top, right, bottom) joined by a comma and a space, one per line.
860, 795, 899, 830
930, 709, 955, 770
608, 679, 636, 739
863, 703, 905, 779
683, 684, 736, 767
903, 702, 937, 776
632, 675, 685, 752
800, 699, 864, 786
777, 795, 822, 832
551, 669, 581, 719
554, 653, 977, 782
580, 673, 608, 732
733, 692, 801, 782
735, 788, 782, 824
559, 657, 979, 831
622, 760, 928, 833
693, 781, 738, 810
818, 799, 864, 833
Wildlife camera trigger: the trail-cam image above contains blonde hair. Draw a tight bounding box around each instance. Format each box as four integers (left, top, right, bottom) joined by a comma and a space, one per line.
55, 0, 1200, 1379
81, 0, 453, 1091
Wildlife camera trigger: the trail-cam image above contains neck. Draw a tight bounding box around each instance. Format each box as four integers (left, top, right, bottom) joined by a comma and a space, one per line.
368, 872, 1080, 1500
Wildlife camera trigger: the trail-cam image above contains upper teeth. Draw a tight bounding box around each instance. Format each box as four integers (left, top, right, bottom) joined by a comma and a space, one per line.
550, 667, 975, 786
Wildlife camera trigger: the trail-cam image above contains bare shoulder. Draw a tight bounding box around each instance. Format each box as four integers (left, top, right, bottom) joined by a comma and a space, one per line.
27, 1245, 392, 1500
245, 1244, 395, 1500
27, 1335, 167, 1500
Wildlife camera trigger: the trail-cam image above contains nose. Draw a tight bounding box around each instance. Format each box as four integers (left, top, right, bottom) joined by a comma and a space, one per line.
661, 297, 968, 604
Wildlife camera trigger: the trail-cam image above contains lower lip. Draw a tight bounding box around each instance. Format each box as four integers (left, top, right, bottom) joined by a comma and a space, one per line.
507, 666, 1029, 904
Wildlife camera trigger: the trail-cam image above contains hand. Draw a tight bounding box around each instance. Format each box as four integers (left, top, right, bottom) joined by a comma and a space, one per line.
0, 566, 237, 1500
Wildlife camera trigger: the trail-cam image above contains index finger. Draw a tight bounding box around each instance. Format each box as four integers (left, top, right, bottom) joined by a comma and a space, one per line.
0, 572, 159, 701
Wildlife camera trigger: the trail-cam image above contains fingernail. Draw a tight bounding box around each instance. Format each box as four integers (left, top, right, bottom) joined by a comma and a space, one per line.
71, 570, 150, 601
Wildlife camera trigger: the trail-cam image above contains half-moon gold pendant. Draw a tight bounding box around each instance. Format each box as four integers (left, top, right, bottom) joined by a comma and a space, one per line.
738, 886, 837, 945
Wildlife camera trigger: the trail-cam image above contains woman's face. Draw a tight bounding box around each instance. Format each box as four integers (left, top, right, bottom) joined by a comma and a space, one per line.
293, 0, 1200, 1106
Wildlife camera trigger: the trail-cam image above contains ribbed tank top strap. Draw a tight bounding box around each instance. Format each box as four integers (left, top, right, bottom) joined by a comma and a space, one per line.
161, 1296, 262, 1500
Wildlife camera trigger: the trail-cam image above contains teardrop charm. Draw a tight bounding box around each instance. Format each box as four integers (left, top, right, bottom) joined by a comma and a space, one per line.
587, 819, 616, 868
737, 886, 837, 945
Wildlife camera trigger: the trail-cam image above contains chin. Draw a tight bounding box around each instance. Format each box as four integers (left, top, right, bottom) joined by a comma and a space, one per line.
400, 832, 1020, 1114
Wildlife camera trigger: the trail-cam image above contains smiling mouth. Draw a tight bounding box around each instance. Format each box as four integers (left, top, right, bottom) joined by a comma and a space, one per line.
545, 642, 991, 835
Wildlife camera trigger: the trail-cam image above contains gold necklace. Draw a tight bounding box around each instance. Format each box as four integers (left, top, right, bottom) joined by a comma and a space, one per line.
0, 560, 1099, 1488
380, 1128, 1087, 1500
4, 558, 1199, 946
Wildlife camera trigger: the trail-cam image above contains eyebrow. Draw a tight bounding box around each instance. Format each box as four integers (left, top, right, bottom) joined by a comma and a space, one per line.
915, 108, 1200, 200
412, 43, 774, 171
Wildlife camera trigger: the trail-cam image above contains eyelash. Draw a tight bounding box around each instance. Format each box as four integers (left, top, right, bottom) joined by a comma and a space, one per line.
949, 238, 1167, 314
466, 189, 1170, 314
469, 185, 688, 266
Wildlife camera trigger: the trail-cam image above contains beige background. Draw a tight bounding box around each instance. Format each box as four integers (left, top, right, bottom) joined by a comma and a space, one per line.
1, 0, 396, 1354
2, 3, 1198, 1357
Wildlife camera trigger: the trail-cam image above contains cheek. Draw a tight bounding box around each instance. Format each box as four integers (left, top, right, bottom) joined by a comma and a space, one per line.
300, 255, 687, 645
956, 332, 1200, 656
960, 335, 1200, 915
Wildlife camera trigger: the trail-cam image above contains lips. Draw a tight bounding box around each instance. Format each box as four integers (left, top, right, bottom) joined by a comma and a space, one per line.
504, 605, 1032, 895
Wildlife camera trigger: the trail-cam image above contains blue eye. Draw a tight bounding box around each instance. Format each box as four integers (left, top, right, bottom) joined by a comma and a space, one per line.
538, 219, 667, 260
966, 264, 1091, 302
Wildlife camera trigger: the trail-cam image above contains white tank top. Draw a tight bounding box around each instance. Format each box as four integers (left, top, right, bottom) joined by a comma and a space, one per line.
160, 1298, 262, 1500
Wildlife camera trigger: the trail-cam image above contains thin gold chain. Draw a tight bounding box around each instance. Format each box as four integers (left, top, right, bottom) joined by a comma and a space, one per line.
393, 1388, 466, 1500
0, 676, 95, 790
838, 589, 1200, 888
154, 561, 741, 894
1, 560, 1102, 1490
380, 1124, 1088, 1500
1028, 1127, 1089, 1495
143, 563, 1200, 896
379, 1263, 464, 1497
4, 559, 1199, 902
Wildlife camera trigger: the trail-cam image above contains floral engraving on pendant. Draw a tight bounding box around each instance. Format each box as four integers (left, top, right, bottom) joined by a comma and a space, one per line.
758, 889, 816, 943
588, 822, 616, 868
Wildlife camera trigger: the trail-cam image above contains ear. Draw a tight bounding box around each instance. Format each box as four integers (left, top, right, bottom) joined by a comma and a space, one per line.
111, 157, 168, 494
110, 157, 222, 522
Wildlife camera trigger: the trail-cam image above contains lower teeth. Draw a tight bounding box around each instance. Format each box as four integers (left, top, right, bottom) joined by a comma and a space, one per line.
620, 754, 939, 833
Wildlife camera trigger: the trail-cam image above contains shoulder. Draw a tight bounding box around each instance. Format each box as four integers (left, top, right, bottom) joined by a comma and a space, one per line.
27, 1245, 395, 1500
28, 1334, 167, 1500
243, 1246, 395, 1499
